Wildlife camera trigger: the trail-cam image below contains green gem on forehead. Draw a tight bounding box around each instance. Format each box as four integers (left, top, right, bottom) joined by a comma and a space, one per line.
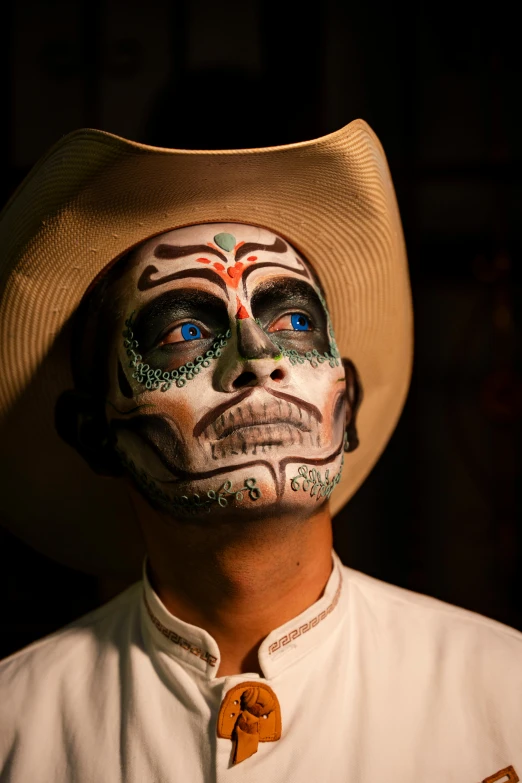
213, 232, 236, 252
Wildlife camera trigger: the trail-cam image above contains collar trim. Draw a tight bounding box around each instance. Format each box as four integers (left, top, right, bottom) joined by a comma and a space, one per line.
267, 576, 342, 655
143, 592, 218, 668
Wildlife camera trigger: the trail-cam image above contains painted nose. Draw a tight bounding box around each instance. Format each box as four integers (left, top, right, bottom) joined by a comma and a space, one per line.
217, 319, 289, 392
236, 318, 282, 360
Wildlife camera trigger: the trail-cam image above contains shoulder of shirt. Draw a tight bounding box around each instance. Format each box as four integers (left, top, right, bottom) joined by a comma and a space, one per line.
0, 580, 143, 674
340, 562, 522, 644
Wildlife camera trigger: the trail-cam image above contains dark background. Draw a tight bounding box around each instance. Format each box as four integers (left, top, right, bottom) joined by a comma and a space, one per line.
1, 0, 521, 658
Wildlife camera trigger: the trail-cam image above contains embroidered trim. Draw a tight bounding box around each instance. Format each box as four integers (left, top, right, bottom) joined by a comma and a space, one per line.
268, 574, 342, 654
143, 593, 218, 667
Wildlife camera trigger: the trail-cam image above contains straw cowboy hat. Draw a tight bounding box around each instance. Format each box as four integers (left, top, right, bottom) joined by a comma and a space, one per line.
0, 119, 413, 579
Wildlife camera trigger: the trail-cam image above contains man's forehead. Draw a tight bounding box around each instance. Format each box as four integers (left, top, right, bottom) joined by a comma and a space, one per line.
136, 222, 287, 258
120, 221, 315, 300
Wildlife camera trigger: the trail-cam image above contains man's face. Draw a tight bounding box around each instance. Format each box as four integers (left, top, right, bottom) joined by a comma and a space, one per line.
105, 223, 347, 520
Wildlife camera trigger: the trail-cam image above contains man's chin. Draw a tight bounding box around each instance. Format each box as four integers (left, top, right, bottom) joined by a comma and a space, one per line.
131, 449, 344, 525
141, 484, 331, 528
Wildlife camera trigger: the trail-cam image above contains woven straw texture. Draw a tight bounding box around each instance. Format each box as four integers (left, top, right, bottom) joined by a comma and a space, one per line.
0, 119, 413, 577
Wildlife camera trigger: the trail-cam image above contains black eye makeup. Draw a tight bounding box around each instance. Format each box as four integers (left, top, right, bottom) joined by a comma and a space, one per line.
131, 288, 229, 370
250, 278, 330, 354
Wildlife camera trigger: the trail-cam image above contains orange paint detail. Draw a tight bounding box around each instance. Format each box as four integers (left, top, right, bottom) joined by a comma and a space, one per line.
210, 261, 253, 290
234, 240, 245, 252
207, 242, 219, 249
227, 262, 244, 280
196, 257, 211, 264
235, 296, 250, 320
247, 255, 258, 262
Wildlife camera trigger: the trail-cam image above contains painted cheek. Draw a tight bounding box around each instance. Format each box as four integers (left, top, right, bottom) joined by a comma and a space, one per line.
294, 362, 342, 404
146, 391, 199, 433
169, 397, 198, 428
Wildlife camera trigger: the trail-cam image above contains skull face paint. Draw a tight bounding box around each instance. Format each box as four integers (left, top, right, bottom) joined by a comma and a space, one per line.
105, 223, 348, 521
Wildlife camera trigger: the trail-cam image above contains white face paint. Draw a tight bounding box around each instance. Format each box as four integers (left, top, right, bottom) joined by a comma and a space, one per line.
105, 223, 347, 520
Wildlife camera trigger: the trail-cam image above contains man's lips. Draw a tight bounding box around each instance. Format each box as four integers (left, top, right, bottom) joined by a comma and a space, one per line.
218, 416, 311, 441
193, 388, 253, 438
193, 388, 323, 440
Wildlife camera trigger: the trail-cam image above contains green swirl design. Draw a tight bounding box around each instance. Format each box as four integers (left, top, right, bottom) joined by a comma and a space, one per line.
117, 448, 262, 514
257, 288, 340, 369
122, 286, 340, 395
274, 346, 340, 369
290, 456, 344, 500
122, 316, 231, 392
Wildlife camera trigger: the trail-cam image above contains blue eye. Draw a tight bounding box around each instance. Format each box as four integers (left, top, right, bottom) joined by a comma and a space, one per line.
181, 323, 202, 341
290, 313, 311, 331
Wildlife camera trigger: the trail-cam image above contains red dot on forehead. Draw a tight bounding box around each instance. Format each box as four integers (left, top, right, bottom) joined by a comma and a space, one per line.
213, 262, 225, 272
196, 257, 211, 264
227, 264, 243, 279
247, 256, 257, 262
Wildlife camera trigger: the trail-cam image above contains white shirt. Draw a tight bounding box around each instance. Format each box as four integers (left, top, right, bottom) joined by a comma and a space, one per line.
1, 551, 521, 782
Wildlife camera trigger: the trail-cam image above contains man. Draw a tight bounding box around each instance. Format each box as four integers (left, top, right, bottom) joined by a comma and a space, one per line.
0, 121, 520, 782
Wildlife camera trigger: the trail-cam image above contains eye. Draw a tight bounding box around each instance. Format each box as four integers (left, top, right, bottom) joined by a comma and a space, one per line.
290, 313, 311, 331
159, 321, 207, 345
181, 323, 202, 340
268, 312, 313, 332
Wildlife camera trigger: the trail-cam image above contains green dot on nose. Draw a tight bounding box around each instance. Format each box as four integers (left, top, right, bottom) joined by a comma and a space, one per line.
213, 232, 236, 252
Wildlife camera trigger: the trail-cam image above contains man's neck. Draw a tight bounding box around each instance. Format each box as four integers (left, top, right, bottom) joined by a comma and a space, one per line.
134, 494, 334, 677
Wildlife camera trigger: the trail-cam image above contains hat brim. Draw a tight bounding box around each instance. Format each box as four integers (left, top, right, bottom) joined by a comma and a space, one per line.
0, 119, 413, 578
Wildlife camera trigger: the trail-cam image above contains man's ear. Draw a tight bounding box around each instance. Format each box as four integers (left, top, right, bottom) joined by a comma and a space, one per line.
54, 390, 124, 477
341, 358, 363, 453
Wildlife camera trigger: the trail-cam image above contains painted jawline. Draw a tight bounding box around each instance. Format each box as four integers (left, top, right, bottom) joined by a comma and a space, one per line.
116, 446, 262, 514
289, 456, 344, 499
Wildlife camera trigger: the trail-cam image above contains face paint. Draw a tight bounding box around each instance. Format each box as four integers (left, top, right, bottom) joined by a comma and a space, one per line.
104, 223, 348, 521
115, 444, 262, 515
122, 280, 340, 390
289, 457, 344, 499
123, 317, 231, 391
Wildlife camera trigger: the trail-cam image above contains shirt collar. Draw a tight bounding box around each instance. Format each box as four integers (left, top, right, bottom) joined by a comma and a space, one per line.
141, 550, 346, 680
